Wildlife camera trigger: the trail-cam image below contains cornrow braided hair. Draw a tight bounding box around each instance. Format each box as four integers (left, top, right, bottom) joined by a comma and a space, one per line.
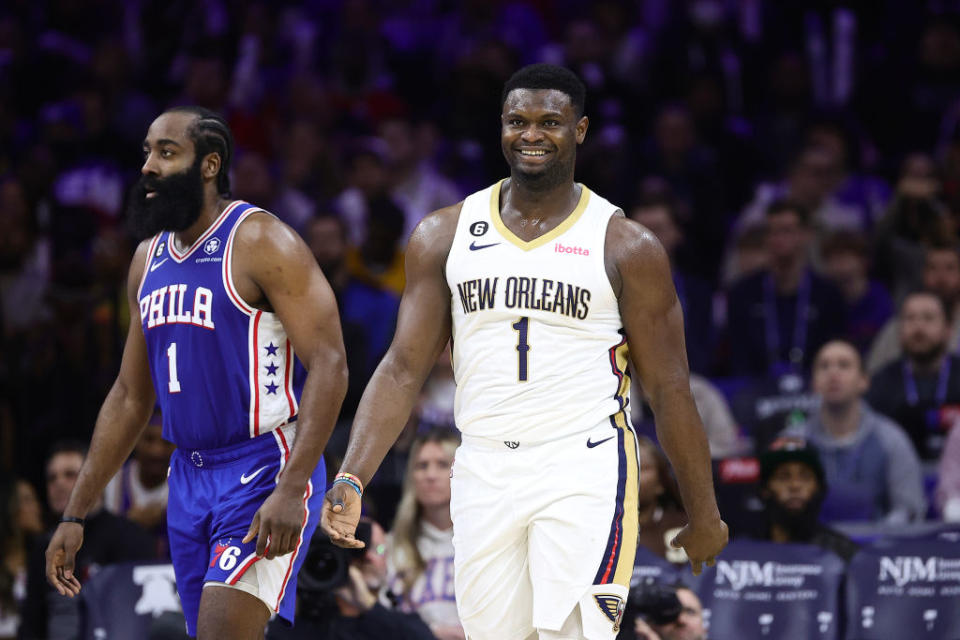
166, 106, 234, 196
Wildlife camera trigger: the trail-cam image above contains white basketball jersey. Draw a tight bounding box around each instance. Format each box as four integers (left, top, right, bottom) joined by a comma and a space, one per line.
445, 179, 630, 443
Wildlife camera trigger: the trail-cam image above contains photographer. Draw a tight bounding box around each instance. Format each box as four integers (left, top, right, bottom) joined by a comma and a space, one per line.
625, 582, 707, 640
267, 517, 435, 640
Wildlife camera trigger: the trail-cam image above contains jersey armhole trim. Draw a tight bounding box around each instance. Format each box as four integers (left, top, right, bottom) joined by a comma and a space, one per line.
222, 208, 265, 315
136, 234, 164, 300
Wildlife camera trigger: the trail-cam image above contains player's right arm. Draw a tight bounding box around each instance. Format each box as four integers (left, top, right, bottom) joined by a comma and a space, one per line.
321, 204, 460, 548
607, 215, 727, 574
45, 240, 158, 596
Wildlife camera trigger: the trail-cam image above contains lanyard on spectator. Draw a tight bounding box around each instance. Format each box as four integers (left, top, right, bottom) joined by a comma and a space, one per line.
764, 272, 810, 372
902, 357, 951, 406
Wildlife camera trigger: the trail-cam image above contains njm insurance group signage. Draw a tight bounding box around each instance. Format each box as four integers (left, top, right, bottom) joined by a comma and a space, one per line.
697, 541, 845, 639
845, 533, 960, 639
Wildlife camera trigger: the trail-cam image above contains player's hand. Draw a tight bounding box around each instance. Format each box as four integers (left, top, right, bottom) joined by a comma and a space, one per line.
243, 486, 304, 560
320, 482, 364, 549
45, 522, 84, 597
670, 517, 728, 576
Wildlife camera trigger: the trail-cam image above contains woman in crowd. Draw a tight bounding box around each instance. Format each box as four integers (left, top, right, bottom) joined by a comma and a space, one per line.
636, 436, 689, 563
384, 428, 464, 640
0, 477, 43, 639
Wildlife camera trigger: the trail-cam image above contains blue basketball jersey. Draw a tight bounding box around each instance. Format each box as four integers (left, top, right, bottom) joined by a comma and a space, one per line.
136, 201, 306, 449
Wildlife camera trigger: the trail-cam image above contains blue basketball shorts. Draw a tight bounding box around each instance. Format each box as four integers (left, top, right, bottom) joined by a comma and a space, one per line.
166, 424, 324, 636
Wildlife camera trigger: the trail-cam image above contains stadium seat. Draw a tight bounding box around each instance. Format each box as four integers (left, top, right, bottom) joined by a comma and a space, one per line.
80, 563, 189, 640
844, 536, 960, 639
694, 540, 845, 639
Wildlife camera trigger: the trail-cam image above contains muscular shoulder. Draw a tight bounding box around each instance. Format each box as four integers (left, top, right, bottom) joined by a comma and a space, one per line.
230, 210, 318, 307
406, 201, 463, 268
604, 214, 672, 299
232, 209, 303, 256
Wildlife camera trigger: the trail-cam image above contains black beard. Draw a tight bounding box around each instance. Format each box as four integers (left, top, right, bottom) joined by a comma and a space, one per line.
763, 490, 825, 541
907, 342, 947, 367
126, 158, 205, 240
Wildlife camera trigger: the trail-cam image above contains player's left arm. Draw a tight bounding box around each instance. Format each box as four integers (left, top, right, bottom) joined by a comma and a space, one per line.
234, 213, 348, 559
607, 214, 728, 575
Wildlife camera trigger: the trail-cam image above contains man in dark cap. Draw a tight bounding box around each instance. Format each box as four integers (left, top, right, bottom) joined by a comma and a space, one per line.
756, 438, 858, 562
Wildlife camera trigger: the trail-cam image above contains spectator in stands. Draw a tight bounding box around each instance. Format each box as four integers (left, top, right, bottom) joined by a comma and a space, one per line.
632, 378, 749, 459
271, 120, 330, 233
866, 244, 960, 373
379, 115, 462, 241
103, 409, 174, 560
336, 142, 393, 247
306, 212, 399, 422
867, 291, 960, 460
629, 193, 715, 374
726, 199, 845, 379
345, 194, 407, 295
414, 343, 457, 433
941, 122, 960, 221
802, 117, 891, 230
936, 419, 960, 521
820, 230, 894, 354
0, 476, 43, 639
20, 441, 153, 640
12, 478, 43, 537
722, 223, 767, 286
755, 440, 858, 562
736, 146, 868, 243
267, 517, 434, 640
636, 103, 726, 278
873, 153, 951, 303
634, 437, 688, 564
385, 428, 463, 640
782, 340, 926, 524
633, 584, 707, 640
0, 178, 49, 339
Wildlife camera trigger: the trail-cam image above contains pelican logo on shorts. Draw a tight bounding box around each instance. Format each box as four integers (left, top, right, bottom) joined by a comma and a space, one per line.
503, 440, 519, 449
203, 237, 221, 255
155, 242, 165, 257
594, 594, 625, 632
469, 221, 488, 237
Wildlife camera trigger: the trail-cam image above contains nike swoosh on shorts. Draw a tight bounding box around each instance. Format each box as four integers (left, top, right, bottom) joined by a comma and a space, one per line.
240, 466, 268, 485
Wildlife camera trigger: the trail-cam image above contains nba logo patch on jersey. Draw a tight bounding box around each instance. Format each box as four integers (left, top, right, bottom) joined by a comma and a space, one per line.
594, 594, 625, 632
203, 238, 221, 255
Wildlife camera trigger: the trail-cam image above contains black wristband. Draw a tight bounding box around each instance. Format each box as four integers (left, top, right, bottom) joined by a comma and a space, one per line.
59, 516, 85, 527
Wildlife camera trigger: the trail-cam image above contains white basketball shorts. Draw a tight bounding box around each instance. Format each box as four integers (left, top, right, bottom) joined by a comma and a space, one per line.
450, 413, 640, 640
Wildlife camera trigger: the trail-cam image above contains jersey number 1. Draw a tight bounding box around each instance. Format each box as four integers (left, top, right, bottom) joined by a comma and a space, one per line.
167, 342, 182, 393
512, 317, 530, 381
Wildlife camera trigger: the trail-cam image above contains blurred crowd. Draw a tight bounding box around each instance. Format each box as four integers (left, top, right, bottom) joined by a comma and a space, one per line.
4, 0, 960, 638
